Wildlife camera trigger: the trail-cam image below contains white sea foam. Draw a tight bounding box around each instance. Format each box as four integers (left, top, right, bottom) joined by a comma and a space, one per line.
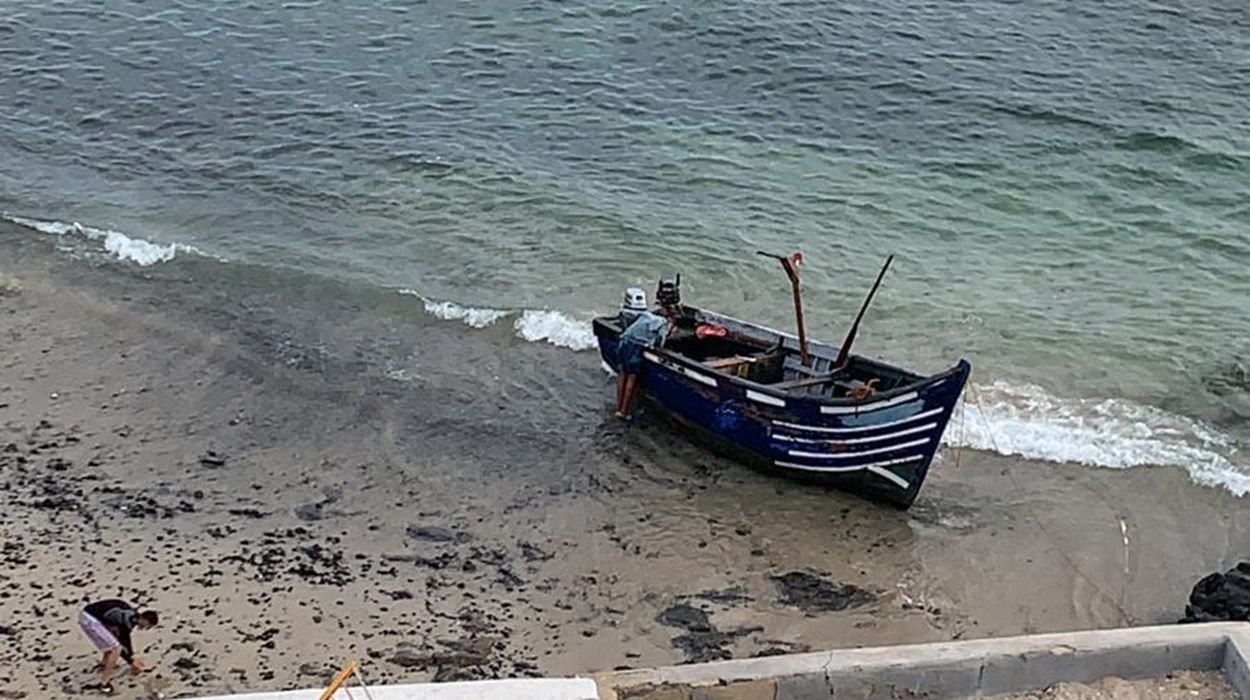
946, 380, 1250, 495
99, 229, 179, 265
401, 291, 597, 352
5, 214, 197, 266
420, 298, 508, 328
513, 309, 597, 351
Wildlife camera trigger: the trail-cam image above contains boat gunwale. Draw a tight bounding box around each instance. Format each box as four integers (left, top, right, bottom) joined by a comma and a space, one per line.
593, 313, 969, 408
649, 345, 969, 406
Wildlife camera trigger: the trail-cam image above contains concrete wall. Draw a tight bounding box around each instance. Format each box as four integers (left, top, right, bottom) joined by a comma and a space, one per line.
191, 678, 600, 700
192, 623, 1250, 700
599, 623, 1250, 700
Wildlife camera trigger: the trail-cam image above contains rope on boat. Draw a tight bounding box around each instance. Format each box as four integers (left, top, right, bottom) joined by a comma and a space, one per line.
967, 385, 1134, 626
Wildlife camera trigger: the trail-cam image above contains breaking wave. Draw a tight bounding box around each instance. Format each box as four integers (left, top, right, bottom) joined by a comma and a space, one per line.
946, 380, 1249, 496
398, 292, 597, 351
4, 214, 200, 266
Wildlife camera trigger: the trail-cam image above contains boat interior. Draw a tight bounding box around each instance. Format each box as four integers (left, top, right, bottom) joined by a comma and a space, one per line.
607, 310, 923, 400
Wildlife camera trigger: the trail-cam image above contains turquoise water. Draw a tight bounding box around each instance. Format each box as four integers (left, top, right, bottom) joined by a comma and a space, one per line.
1, 1, 1247, 487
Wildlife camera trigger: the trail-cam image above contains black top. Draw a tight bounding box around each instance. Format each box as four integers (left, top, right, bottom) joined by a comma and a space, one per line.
84, 600, 138, 662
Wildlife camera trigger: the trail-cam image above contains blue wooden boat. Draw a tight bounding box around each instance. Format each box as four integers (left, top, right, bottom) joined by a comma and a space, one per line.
594, 255, 971, 508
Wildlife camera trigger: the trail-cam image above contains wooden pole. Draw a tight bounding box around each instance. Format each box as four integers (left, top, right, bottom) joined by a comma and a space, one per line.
782, 256, 809, 367
318, 660, 358, 700
757, 251, 809, 366
833, 255, 893, 369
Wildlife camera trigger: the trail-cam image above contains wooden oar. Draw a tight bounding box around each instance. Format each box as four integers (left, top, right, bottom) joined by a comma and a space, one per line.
833, 254, 893, 369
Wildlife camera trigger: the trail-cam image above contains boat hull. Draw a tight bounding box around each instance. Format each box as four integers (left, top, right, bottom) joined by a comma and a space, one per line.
595, 317, 971, 508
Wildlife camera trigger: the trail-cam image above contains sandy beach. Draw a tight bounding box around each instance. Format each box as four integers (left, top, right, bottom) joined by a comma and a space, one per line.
2, 220, 1248, 700
980, 671, 1240, 700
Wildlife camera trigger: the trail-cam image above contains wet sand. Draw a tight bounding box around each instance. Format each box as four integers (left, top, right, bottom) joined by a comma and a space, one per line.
2, 220, 1249, 699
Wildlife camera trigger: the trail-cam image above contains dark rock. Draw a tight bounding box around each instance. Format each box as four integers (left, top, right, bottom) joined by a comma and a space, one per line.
657, 603, 766, 662
692, 587, 753, 605
298, 662, 336, 677
771, 571, 874, 613
389, 648, 432, 669
116, 495, 174, 519
45, 458, 70, 471
754, 640, 811, 657
0, 624, 16, 636
173, 657, 200, 670
242, 628, 281, 643
519, 541, 554, 562
468, 547, 508, 566
656, 604, 711, 632
432, 665, 487, 682
1201, 357, 1248, 396
228, 508, 269, 519
199, 451, 227, 468
406, 525, 469, 544
496, 567, 524, 588
27, 496, 77, 511
294, 502, 324, 522
437, 636, 494, 663
413, 553, 458, 570
384, 590, 414, 601
671, 625, 761, 664
1182, 562, 1250, 622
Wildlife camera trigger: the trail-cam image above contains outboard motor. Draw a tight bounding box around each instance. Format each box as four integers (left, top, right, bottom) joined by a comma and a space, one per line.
620, 286, 647, 325
656, 274, 681, 309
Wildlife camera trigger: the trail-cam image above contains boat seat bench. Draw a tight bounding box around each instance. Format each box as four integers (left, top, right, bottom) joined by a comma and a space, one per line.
703, 355, 757, 370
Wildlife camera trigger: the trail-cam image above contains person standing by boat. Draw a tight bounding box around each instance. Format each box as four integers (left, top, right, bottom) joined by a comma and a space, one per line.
78, 599, 159, 691
615, 279, 682, 418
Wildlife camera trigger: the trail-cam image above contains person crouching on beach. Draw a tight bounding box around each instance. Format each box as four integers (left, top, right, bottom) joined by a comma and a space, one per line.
79, 599, 159, 690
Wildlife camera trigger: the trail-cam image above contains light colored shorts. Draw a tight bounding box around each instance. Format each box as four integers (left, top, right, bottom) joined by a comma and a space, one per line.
79, 610, 119, 652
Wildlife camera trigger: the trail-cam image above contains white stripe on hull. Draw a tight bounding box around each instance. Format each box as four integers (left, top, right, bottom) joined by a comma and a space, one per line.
773, 422, 939, 446
786, 437, 929, 460
746, 390, 786, 407
681, 367, 718, 387
774, 454, 923, 476
773, 407, 944, 435
820, 391, 919, 415
642, 351, 721, 387
867, 465, 911, 489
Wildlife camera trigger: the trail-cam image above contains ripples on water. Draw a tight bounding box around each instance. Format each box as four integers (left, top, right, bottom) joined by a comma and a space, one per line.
1, 1, 1248, 483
